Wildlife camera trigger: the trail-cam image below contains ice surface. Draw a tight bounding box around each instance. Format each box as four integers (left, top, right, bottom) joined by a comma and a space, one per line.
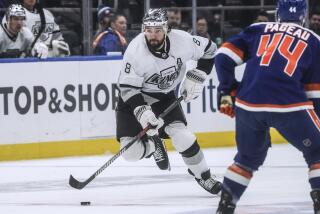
0, 144, 312, 214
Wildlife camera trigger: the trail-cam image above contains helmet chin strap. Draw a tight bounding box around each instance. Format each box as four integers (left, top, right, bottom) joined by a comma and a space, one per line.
157, 25, 168, 51
155, 34, 167, 51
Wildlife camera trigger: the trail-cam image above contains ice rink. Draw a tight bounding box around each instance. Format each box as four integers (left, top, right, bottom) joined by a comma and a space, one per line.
0, 144, 313, 214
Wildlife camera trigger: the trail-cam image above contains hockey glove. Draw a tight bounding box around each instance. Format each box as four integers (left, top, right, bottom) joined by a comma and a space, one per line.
180, 69, 207, 103
52, 40, 70, 57
134, 105, 164, 136
217, 89, 237, 118
32, 42, 48, 59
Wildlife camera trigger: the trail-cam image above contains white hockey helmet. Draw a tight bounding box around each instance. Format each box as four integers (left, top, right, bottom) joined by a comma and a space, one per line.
142, 8, 168, 33
6, 4, 26, 20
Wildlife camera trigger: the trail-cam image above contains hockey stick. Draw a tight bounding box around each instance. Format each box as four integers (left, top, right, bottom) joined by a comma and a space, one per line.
69, 96, 184, 190
30, 0, 45, 51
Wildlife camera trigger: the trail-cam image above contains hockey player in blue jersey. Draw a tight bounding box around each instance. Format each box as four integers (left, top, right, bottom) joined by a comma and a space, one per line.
215, 0, 320, 213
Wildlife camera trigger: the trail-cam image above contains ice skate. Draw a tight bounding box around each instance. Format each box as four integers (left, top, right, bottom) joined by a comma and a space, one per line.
311, 190, 320, 214
216, 190, 236, 214
150, 136, 170, 170
188, 169, 222, 194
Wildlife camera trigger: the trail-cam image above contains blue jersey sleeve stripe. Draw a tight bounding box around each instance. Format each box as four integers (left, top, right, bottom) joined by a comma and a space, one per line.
305, 84, 320, 91
306, 91, 320, 99
305, 84, 320, 98
216, 42, 245, 65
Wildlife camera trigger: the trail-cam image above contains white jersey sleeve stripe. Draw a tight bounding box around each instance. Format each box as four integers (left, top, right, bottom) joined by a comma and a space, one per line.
306, 91, 320, 99
305, 84, 320, 98
201, 40, 216, 59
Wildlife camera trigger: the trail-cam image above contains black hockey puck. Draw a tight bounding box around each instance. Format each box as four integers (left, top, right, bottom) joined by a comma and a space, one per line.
80, 201, 91, 206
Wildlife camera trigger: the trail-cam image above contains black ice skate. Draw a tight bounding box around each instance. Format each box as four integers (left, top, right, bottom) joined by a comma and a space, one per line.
311, 190, 320, 214
216, 191, 236, 214
188, 169, 222, 194
150, 136, 170, 170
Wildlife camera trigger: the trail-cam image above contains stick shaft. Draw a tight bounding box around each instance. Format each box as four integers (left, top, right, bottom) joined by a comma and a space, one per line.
69, 96, 183, 189
30, 1, 45, 51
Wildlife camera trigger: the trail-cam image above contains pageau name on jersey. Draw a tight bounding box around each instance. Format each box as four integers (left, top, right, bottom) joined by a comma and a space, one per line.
216, 21, 320, 112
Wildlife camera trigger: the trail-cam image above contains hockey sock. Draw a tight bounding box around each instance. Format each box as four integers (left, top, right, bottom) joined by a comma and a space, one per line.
223, 163, 253, 202
180, 141, 209, 178
309, 163, 320, 189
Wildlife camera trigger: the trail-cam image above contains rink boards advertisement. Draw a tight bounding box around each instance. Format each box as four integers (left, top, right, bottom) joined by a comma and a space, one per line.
0, 56, 284, 160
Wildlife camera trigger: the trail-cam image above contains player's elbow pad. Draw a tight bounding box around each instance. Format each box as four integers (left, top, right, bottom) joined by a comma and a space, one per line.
196, 40, 216, 74
202, 40, 217, 59
196, 58, 214, 75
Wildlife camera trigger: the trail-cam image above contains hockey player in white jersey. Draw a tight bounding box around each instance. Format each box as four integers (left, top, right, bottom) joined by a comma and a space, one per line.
0, 4, 48, 58
22, 0, 70, 57
116, 8, 221, 195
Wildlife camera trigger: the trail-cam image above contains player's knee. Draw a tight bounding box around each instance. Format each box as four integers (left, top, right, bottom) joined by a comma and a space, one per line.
180, 141, 200, 157
309, 162, 320, 189
120, 137, 146, 162
234, 152, 267, 171
165, 122, 196, 152
304, 146, 320, 166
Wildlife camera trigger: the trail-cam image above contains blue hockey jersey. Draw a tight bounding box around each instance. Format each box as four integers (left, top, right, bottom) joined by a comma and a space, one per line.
215, 22, 320, 112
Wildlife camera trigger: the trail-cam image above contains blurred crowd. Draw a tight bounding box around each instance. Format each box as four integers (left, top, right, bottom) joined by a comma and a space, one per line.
1, 0, 320, 58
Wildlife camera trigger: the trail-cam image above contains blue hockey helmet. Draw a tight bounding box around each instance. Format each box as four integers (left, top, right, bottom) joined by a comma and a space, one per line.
276, 0, 306, 24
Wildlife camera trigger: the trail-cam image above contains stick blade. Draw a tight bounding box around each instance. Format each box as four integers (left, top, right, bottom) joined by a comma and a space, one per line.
69, 175, 86, 190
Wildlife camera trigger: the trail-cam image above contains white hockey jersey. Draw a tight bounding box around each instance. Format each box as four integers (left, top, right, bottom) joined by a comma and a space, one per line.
0, 23, 34, 57
118, 29, 215, 100
24, 8, 63, 46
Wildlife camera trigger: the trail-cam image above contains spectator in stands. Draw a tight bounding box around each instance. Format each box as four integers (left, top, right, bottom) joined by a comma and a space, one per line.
93, 13, 128, 55
20, 0, 70, 57
167, 8, 182, 29
1, 0, 21, 19
150, 0, 177, 8
310, 10, 320, 36
95, 5, 114, 37
253, 10, 269, 23
54, 0, 82, 56
310, 0, 320, 14
210, 13, 223, 47
0, 0, 9, 19
195, 16, 211, 39
0, 4, 48, 58
180, 22, 190, 32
